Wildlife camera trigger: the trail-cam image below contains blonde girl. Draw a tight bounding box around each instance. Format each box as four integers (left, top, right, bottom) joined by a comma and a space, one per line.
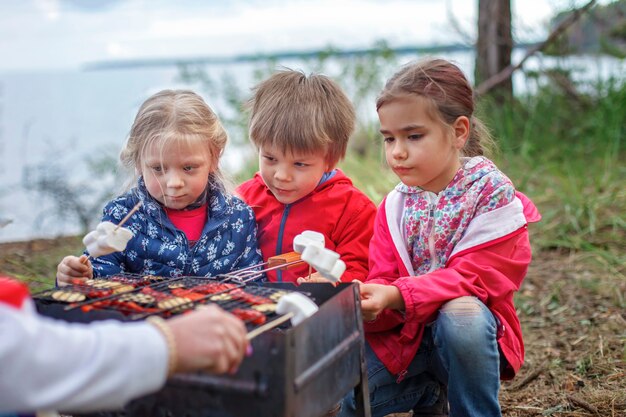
57, 90, 262, 282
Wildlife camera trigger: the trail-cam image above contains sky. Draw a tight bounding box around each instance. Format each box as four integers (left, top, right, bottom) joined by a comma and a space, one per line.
0, 0, 609, 72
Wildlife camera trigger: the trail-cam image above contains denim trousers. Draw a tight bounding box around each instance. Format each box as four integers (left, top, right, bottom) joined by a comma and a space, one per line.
339, 296, 502, 417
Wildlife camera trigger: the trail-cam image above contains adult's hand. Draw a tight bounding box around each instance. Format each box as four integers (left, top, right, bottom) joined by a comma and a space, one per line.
167, 304, 249, 375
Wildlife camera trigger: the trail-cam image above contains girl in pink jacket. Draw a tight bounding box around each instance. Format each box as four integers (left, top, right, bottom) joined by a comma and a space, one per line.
339, 58, 541, 417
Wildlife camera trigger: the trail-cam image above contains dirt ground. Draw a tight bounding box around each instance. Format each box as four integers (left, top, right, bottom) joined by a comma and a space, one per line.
0, 238, 624, 416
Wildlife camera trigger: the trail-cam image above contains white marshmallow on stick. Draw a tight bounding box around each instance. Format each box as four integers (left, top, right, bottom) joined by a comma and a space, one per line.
301, 245, 346, 283
293, 230, 325, 254
246, 292, 319, 340
83, 222, 134, 258
275, 291, 319, 325
82, 202, 140, 258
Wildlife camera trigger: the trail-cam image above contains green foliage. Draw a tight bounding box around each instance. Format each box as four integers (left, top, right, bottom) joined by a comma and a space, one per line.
480, 73, 625, 267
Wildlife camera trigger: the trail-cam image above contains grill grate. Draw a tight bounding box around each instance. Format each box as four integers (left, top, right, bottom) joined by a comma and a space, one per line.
34, 273, 314, 331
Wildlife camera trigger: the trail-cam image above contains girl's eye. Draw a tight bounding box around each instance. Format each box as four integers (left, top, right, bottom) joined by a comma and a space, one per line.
151, 166, 163, 172
183, 166, 194, 172
408, 134, 423, 140
383, 136, 394, 143
294, 162, 308, 168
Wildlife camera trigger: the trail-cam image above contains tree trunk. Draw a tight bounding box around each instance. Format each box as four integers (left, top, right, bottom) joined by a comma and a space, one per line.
475, 0, 513, 101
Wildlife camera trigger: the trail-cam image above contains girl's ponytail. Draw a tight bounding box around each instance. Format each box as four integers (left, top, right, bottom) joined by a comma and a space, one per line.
465, 116, 495, 157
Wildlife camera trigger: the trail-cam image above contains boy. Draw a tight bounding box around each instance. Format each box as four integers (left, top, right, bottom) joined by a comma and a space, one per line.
236, 69, 376, 283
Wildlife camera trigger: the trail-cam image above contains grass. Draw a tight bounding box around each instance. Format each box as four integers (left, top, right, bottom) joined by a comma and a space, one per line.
484, 75, 625, 264
0, 236, 83, 288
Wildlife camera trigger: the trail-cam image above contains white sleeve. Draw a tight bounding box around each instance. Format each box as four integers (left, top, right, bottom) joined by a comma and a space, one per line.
0, 302, 168, 414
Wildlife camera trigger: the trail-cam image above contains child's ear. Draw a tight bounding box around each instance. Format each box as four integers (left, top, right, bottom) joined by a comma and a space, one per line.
452, 116, 470, 149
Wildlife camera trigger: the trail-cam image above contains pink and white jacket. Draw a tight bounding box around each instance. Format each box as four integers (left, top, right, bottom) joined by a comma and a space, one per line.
364, 157, 541, 380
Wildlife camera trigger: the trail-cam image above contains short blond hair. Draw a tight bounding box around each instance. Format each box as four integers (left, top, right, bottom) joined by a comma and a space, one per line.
120, 89, 229, 190
247, 69, 355, 168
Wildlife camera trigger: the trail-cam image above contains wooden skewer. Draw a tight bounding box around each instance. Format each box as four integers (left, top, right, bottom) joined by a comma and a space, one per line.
267, 251, 302, 269
114, 201, 142, 231
246, 313, 294, 340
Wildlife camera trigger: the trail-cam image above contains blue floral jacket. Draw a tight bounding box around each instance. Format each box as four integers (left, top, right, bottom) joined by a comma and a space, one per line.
90, 178, 263, 280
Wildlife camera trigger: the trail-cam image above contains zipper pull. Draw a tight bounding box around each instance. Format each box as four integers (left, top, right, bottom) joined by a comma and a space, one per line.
396, 369, 408, 383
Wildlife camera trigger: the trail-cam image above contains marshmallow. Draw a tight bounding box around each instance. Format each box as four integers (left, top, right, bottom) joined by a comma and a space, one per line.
293, 230, 325, 254
83, 221, 134, 258
275, 292, 319, 325
301, 245, 346, 283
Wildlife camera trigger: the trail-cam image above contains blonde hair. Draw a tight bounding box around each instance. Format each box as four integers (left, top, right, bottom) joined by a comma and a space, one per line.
376, 58, 494, 157
120, 89, 230, 191
247, 69, 355, 168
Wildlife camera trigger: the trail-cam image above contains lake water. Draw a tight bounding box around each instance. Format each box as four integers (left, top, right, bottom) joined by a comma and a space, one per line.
0, 62, 262, 243
0, 51, 623, 243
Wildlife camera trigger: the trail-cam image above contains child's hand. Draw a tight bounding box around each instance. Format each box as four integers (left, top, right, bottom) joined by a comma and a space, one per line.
296, 272, 336, 285
56, 255, 93, 286
358, 282, 404, 322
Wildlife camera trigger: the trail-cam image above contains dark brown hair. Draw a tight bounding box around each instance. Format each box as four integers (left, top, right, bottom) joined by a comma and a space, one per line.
376, 58, 493, 157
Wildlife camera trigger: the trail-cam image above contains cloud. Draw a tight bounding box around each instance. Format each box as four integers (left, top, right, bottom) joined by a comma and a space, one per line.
34, 0, 61, 21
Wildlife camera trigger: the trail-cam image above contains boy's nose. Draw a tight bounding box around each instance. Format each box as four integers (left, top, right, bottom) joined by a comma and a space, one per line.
274, 167, 292, 182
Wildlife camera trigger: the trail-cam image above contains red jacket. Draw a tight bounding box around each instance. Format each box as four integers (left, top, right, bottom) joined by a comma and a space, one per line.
365, 186, 541, 380
236, 169, 376, 283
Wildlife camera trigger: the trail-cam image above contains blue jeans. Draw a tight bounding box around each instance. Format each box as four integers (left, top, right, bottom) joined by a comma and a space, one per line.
340, 296, 502, 417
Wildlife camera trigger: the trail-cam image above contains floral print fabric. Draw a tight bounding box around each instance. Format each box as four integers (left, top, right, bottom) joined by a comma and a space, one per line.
398, 157, 515, 274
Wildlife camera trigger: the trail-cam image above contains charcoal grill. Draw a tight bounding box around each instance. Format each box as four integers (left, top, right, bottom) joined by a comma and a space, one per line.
34, 267, 370, 417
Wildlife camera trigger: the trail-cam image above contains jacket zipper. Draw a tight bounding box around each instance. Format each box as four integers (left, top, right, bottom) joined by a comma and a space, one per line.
275, 204, 291, 282
426, 192, 439, 273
